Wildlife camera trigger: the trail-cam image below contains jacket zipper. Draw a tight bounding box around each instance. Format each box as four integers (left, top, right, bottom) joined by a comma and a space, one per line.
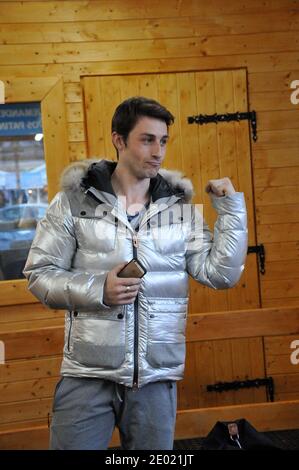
67, 311, 73, 351
85, 188, 140, 387
132, 230, 139, 389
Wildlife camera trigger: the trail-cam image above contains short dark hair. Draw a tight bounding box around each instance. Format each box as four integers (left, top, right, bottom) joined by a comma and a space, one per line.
111, 96, 174, 144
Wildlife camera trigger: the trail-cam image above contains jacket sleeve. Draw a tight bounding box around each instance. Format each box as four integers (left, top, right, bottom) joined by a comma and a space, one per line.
23, 191, 109, 311
186, 192, 248, 289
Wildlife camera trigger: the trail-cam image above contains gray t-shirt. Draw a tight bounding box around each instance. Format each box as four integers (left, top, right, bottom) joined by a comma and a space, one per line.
126, 201, 150, 230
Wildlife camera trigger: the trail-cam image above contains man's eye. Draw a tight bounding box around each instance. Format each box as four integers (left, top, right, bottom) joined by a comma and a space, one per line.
161, 140, 168, 146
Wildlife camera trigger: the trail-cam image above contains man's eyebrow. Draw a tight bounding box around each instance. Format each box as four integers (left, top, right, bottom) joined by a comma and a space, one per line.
140, 133, 169, 139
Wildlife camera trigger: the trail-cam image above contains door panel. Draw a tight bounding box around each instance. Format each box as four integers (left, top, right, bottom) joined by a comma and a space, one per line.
82, 69, 266, 407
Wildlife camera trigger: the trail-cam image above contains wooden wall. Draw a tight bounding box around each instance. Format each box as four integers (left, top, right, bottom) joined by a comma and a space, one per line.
0, 0, 299, 448
1, 0, 298, 307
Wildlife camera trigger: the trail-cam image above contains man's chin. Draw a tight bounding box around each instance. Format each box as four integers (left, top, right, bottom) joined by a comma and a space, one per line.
145, 167, 160, 178
136, 166, 160, 180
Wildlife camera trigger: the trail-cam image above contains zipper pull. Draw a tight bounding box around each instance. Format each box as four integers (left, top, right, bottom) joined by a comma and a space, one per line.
132, 381, 138, 391
133, 234, 138, 248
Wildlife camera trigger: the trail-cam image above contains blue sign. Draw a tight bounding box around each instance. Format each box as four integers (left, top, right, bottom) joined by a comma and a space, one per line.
0, 102, 42, 136
20, 164, 47, 189
0, 171, 17, 189
0, 165, 46, 190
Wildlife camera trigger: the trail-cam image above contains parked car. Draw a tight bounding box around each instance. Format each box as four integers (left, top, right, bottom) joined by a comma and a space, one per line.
0, 203, 47, 280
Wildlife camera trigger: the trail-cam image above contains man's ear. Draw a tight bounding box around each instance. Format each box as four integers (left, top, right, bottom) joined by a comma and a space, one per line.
112, 132, 125, 152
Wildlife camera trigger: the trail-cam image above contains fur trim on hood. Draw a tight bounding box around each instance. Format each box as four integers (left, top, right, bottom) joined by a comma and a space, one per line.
60, 158, 194, 203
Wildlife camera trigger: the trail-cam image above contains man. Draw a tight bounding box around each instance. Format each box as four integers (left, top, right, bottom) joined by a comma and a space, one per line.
24, 96, 247, 450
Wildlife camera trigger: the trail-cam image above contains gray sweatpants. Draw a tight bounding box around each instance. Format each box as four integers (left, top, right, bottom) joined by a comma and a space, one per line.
49, 376, 177, 450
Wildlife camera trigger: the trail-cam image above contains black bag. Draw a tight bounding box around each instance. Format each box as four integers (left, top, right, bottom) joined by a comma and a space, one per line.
202, 419, 282, 450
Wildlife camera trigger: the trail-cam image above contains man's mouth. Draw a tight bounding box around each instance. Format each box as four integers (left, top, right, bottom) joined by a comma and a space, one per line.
147, 162, 161, 168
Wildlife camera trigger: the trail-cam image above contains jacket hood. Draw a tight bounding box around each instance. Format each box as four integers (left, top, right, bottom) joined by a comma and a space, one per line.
60, 158, 194, 203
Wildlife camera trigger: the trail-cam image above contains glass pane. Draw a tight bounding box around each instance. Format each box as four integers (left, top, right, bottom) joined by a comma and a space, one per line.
0, 102, 48, 281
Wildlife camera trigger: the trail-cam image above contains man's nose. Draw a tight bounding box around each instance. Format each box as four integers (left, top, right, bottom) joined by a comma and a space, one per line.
152, 142, 163, 158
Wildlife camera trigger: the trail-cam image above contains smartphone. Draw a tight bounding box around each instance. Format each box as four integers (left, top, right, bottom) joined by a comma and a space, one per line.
118, 258, 147, 278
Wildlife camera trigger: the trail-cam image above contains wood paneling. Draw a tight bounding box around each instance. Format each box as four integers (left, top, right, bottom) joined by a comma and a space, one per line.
1, 1, 297, 23
2, 327, 64, 361
0, 376, 58, 403
0, 420, 50, 450
0, 356, 62, 384
66, 102, 84, 123
69, 141, 87, 161
187, 306, 299, 341
249, 71, 299, 93
0, 397, 52, 425
41, 78, 70, 200
0, 303, 61, 323
265, 242, 299, 261
1, 52, 299, 86
250, 92, 295, 111
263, 297, 299, 308
255, 186, 299, 205
262, 260, 299, 280
2, 32, 299, 66
255, 167, 299, 187
258, 223, 299, 242
257, 205, 299, 224
253, 148, 299, 169
0, 280, 38, 306
180, 336, 266, 409
261, 279, 299, 299
2, 76, 58, 101
1, 13, 299, 45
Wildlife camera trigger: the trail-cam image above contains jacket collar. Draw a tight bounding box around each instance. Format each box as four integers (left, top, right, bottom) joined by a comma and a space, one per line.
60, 158, 194, 204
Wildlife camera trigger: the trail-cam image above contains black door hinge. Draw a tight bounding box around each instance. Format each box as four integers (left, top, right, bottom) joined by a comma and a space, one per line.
188, 110, 257, 142
207, 377, 274, 402
248, 243, 265, 275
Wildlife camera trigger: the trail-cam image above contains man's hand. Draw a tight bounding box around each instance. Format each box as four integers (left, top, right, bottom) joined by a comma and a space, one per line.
205, 177, 236, 197
103, 262, 142, 306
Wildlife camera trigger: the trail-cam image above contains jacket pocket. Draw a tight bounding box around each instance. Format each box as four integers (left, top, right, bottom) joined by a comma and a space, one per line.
147, 341, 186, 368
146, 297, 188, 368
68, 309, 126, 369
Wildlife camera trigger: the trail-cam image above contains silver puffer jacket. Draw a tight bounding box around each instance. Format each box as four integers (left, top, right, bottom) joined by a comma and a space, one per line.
24, 159, 247, 388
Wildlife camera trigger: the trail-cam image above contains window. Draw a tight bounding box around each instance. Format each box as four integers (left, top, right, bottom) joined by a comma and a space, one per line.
0, 102, 48, 281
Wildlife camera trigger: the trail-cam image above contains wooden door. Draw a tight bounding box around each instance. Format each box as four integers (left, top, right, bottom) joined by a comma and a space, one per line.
82, 69, 267, 407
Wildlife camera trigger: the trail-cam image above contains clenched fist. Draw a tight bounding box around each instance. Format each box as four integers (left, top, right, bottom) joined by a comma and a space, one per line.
205, 177, 236, 197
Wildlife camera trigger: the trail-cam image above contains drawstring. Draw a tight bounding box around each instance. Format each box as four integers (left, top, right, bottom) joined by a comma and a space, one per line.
115, 382, 123, 402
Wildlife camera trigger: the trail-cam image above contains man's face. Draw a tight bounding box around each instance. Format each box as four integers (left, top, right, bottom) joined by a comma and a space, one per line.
116, 116, 169, 179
